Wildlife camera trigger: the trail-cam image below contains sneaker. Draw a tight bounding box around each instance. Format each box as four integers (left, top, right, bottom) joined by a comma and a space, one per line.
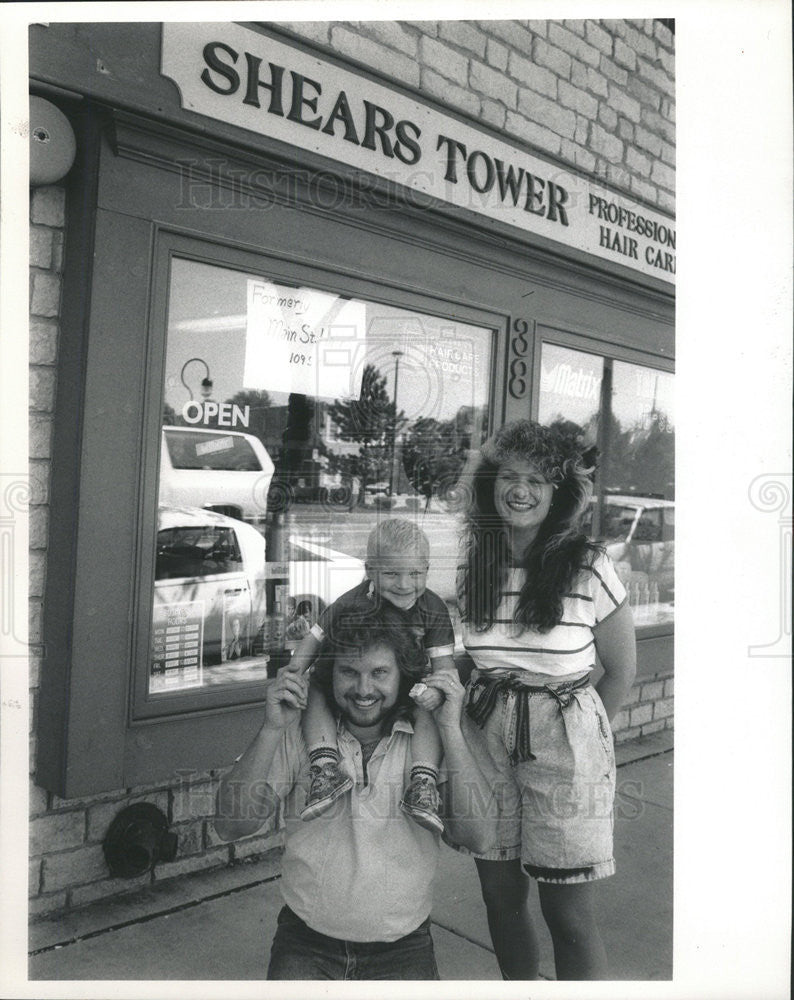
400, 775, 444, 834
300, 762, 354, 821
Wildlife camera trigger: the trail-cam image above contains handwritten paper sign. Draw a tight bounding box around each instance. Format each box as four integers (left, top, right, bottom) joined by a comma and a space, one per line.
244, 280, 366, 400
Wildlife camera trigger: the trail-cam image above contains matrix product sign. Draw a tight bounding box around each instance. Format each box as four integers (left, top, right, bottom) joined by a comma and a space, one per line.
161, 22, 675, 284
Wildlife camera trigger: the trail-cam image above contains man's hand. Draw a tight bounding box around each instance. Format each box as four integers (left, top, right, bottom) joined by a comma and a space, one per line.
410, 681, 444, 712
264, 669, 309, 730
424, 669, 465, 730
411, 653, 458, 711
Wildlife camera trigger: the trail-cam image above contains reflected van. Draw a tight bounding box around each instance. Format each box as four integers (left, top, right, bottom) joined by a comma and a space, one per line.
158, 426, 275, 525
584, 494, 674, 602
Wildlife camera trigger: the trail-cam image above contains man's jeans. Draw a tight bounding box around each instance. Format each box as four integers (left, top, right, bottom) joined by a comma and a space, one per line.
267, 905, 440, 980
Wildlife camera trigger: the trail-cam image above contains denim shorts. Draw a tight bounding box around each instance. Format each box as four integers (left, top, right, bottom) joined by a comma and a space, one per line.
267, 905, 440, 980
456, 670, 616, 884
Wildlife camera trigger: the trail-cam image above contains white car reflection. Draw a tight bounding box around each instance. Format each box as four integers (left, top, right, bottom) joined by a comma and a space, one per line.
151, 508, 365, 692
584, 495, 674, 601
159, 426, 274, 525
152, 506, 269, 692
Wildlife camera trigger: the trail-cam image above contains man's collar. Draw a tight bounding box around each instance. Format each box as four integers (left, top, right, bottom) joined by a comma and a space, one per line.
390, 716, 415, 736
337, 715, 414, 741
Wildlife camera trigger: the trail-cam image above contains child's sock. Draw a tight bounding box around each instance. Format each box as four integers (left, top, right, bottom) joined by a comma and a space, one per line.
410, 763, 439, 785
308, 745, 340, 769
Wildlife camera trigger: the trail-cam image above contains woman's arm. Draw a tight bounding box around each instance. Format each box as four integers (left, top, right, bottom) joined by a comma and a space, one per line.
215, 670, 308, 840
593, 602, 637, 721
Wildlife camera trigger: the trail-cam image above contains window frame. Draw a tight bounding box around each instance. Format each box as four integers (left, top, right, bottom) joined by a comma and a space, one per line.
532, 323, 675, 640
133, 230, 504, 721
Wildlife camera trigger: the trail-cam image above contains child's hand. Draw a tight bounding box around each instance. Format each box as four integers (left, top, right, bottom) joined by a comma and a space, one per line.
409, 681, 444, 711
284, 631, 322, 676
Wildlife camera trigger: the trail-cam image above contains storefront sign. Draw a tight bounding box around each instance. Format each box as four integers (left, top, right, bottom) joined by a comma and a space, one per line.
182, 401, 251, 427
541, 361, 601, 401
243, 279, 366, 399
161, 23, 675, 284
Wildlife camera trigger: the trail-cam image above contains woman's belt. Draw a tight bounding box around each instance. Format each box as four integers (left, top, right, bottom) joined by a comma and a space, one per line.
465, 672, 591, 764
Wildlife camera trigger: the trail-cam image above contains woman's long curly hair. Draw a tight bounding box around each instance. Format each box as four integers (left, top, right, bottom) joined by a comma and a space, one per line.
458, 420, 601, 633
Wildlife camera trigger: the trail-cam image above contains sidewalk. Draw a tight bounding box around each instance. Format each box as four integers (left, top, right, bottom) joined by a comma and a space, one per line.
29, 733, 673, 982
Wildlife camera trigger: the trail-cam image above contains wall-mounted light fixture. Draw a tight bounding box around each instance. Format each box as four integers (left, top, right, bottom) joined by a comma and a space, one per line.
29, 95, 76, 186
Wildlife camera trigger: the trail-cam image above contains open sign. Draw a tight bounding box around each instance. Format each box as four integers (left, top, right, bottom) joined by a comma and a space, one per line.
182, 401, 250, 427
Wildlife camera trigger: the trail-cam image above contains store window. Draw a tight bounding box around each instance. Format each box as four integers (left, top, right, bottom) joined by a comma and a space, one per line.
146, 257, 493, 702
538, 341, 674, 628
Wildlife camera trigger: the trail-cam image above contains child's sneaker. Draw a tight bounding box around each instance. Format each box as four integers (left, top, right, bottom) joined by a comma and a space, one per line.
400, 774, 444, 834
300, 762, 353, 820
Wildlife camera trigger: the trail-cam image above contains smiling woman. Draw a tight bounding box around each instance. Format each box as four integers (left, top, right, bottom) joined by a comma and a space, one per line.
455, 419, 638, 981
493, 457, 556, 544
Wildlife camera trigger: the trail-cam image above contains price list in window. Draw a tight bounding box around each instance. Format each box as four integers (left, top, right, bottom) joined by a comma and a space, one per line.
150, 600, 205, 693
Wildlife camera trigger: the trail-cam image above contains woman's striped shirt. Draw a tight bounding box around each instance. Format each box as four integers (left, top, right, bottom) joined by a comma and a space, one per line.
462, 552, 627, 678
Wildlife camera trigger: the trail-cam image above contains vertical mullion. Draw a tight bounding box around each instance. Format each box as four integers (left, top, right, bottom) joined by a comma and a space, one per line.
593, 357, 614, 540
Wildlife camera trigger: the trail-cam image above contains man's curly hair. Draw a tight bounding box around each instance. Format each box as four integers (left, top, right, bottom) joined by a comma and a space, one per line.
459, 420, 601, 633
311, 621, 429, 725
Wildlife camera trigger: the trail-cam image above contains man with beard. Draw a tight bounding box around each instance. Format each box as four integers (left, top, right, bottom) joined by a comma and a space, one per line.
215, 621, 495, 980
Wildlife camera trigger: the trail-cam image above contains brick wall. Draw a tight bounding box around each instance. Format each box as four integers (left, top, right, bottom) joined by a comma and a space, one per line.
274, 18, 675, 212
28, 18, 674, 918
613, 672, 674, 743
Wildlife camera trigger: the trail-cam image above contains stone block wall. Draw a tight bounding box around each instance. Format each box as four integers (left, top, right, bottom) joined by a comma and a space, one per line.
27, 186, 282, 918
273, 18, 675, 212
613, 673, 674, 743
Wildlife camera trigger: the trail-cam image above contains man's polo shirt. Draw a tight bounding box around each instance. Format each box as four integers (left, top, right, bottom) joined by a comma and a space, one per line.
263, 716, 442, 943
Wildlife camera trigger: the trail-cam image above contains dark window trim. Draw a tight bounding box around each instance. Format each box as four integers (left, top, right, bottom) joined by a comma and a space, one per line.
133, 230, 506, 721
531, 324, 675, 641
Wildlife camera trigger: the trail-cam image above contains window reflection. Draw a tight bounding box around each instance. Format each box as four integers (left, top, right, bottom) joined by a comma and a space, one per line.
151, 257, 493, 695
539, 341, 674, 627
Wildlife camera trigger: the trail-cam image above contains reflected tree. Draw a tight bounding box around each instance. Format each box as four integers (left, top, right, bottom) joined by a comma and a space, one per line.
543, 410, 674, 498
402, 415, 471, 509
328, 364, 406, 492
626, 411, 675, 498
